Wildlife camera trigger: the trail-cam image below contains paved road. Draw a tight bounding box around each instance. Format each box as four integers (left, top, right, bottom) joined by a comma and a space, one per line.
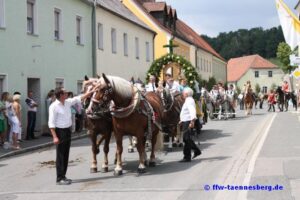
0, 108, 299, 200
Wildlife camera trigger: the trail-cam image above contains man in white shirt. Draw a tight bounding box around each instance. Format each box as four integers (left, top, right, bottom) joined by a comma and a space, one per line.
145, 75, 157, 92
179, 87, 201, 162
25, 91, 38, 140
48, 87, 93, 185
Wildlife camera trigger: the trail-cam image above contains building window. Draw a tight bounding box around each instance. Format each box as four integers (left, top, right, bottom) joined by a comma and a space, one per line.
76, 16, 83, 44
27, 0, 35, 34
123, 33, 128, 56
0, 0, 5, 28
98, 23, 103, 50
135, 37, 139, 59
146, 42, 150, 62
111, 28, 117, 54
262, 86, 267, 93
55, 78, 64, 88
255, 71, 259, 78
0, 74, 6, 94
268, 71, 273, 77
54, 8, 62, 40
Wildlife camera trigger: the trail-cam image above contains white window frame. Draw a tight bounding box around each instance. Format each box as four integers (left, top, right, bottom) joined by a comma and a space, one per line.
135, 37, 139, 59
111, 28, 117, 54
55, 78, 64, 89
98, 23, 103, 50
0, 0, 5, 28
76, 15, 83, 45
268, 71, 273, 77
123, 33, 128, 56
27, 0, 38, 35
54, 8, 63, 40
146, 41, 150, 62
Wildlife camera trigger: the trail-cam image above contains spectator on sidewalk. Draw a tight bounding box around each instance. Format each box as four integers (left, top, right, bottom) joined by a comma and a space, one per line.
0, 93, 7, 145
2, 92, 10, 145
25, 91, 38, 140
12, 92, 22, 141
48, 87, 94, 185
7, 95, 21, 150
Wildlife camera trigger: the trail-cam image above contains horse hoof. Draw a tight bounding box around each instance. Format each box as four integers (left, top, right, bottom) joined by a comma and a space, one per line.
128, 149, 134, 153
101, 167, 109, 173
137, 168, 146, 174
144, 160, 149, 166
114, 170, 123, 176
90, 168, 97, 173
149, 161, 156, 167
178, 143, 183, 148
172, 143, 178, 147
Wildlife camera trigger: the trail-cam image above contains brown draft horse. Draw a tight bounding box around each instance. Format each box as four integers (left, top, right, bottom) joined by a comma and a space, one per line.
244, 86, 254, 115
157, 89, 184, 150
89, 74, 164, 175
82, 77, 113, 173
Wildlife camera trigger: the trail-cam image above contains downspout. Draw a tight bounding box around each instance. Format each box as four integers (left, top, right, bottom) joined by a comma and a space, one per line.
92, 0, 97, 77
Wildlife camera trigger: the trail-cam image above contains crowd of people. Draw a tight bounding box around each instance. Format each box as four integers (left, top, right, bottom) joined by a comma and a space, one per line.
0, 89, 84, 150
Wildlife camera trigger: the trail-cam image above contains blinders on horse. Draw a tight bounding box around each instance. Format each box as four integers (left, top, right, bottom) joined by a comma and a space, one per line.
92, 84, 113, 108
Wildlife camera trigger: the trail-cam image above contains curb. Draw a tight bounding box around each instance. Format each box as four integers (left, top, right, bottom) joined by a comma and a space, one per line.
0, 133, 89, 160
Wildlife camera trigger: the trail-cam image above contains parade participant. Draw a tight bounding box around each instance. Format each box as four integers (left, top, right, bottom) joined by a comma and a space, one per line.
282, 80, 289, 94
145, 75, 157, 92
179, 87, 201, 162
165, 73, 180, 93
210, 85, 220, 100
25, 91, 38, 140
48, 87, 94, 185
268, 89, 276, 112
13, 94, 22, 142
179, 78, 189, 92
226, 84, 237, 110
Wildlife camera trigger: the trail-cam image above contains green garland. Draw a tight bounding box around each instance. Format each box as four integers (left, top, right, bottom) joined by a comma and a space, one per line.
146, 53, 200, 90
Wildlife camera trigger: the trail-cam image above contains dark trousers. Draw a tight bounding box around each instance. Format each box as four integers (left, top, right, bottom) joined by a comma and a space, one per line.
26, 111, 36, 139
55, 127, 71, 182
182, 121, 200, 160
268, 104, 275, 112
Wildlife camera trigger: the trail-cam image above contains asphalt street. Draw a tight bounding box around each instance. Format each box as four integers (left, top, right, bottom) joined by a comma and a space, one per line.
0, 107, 299, 200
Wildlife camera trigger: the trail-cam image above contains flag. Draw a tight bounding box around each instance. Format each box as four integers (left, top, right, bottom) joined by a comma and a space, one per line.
275, 0, 300, 50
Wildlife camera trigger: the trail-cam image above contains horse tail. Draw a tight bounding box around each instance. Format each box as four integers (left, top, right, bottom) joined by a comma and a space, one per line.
154, 131, 164, 152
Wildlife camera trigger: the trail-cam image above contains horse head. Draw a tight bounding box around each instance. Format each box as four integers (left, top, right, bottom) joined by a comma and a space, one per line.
82, 75, 101, 109
84, 74, 114, 118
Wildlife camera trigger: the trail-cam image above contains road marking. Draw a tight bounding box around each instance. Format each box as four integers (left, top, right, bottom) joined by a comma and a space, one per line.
238, 113, 277, 199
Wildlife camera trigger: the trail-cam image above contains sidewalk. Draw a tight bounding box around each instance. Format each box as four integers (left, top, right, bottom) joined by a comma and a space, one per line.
247, 111, 300, 200
0, 131, 88, 160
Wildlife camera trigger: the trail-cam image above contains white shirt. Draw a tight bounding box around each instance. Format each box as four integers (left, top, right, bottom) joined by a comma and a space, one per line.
145, 82, 156, 92
25, 97, 37, 112
180, 97, 197, 122
48, 96, 81, 129
165, 81, 180, 93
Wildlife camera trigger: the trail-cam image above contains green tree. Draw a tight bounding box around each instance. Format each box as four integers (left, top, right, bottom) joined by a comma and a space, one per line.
271, 83, 277, 91
236, 86, 241, 94
255, 83, 261, 94
276, 42, 296, 73
207, 77, 217, 91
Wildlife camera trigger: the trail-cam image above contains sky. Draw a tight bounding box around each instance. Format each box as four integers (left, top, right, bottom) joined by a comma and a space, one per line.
163, 0, 297, 37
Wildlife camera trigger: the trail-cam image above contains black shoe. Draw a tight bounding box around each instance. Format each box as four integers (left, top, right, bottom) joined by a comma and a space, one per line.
56, 179, 71, 185
192, 150, 201, 159
63, 177, 72, 183
179, 158, 191, 162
